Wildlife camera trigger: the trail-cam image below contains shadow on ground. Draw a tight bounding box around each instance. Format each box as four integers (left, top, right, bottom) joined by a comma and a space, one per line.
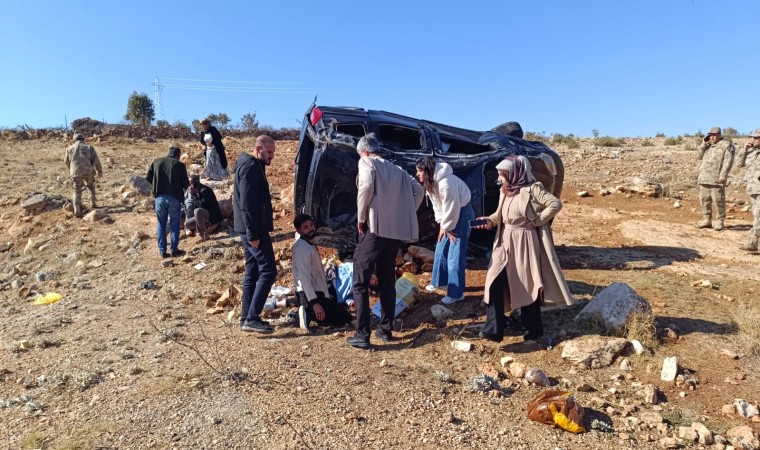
557, 245, 701, 270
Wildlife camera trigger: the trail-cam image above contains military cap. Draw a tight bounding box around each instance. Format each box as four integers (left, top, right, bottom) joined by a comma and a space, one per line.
751, 128, 760, 138
73, 134, 84, 141
708, 127, 721, 135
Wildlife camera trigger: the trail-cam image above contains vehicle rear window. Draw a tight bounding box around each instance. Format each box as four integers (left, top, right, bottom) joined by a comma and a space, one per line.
378, 124, 423, 151
439, 135, 491, 155
335, 123, 366, 138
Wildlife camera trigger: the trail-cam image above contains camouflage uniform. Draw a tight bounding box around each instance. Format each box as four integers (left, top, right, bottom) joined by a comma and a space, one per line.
64, 136, 102, 217
696, 136, 734, 230
736, 131, 760, 250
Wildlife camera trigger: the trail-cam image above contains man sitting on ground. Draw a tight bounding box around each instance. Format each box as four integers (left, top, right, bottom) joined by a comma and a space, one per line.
184, 175, 223, 240
291, 214, 352, 331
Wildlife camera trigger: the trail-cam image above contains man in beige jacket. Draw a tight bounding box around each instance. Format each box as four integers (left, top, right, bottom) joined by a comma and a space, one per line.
347, 133, 424, 349
64, 134, 102, 218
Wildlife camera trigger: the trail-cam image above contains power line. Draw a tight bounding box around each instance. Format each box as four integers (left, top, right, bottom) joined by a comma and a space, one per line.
161, 77, 309, 85
163, 85, 311, 94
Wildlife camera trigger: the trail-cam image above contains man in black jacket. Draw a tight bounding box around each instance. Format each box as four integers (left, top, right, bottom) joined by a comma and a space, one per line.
184, 175, 223, 240
199, 119, 228, 170
146, 146, 189, 258
233, 135, 276, 333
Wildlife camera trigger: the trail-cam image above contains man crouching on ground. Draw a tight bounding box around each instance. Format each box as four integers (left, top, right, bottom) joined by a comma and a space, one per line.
292, 214, 352, 332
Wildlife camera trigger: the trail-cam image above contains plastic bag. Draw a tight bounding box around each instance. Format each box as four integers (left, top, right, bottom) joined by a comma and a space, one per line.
33, 292, 62, 306
527, 390, 586, 433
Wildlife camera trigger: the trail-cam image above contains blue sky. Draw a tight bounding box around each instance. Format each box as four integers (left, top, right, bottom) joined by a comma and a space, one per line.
2, 0, 758, 137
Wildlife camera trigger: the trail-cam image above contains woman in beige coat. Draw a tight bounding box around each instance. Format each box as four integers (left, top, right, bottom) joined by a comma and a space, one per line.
474, 155, 574, 342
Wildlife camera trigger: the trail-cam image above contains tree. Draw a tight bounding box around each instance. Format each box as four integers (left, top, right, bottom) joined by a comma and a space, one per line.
206, 113, 219, 124
240, 112, 258, 131
124, 91, 155, 126
156, 119, 170, 127
217, 113, 230, 126
191, 119, 203, 133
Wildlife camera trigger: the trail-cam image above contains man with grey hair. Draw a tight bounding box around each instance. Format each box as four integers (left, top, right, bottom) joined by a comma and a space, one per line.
736, 128, 760, 251
346, 133, 424, 349
64, 134, 102, 218
696, 126, 735, 231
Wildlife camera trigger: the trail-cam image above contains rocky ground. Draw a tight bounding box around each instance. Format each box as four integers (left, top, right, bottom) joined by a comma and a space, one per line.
1, 134, 759, 450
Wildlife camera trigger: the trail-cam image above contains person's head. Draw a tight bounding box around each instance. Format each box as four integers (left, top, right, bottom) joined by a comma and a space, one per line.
751, 128, 760, 148
167, 145, 181, 159
189, 175, 201, 189
252, 135, 275, 165
201, 119, 210, 131
492, 121, 524, 139
73, 134, 84, 142
204, 133, 213, 146
707, 126, 722, 144
293, 213, 316, 241
415, 156, 436, 192
356, 133, 381, 157
495, 155, 536, 196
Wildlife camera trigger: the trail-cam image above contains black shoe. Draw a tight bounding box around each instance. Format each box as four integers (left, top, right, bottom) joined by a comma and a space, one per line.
346, 334, 370, 349
478, 331, 503, 343
375, 329, 392, 342
240, 320, 273, 334
171, 249, 186, 258
523, 331, 544, 342
161, 252, 170, 258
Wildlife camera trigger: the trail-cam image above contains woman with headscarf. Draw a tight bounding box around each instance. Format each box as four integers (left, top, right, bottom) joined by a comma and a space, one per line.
199, 118, 228, 170
415, 156, 474, 304
201, 133, 229, 181
473, 155, 573, 342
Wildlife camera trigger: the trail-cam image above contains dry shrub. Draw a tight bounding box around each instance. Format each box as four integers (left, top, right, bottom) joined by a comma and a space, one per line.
624, 310, 658, 349
595, 136, 626, 147
641, 139, 654, 147
663, 136, 683, 146
733, 304, 760, 357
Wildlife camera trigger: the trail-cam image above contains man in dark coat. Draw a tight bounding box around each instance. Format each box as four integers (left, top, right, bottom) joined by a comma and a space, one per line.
146, 145, 189, 258
233, 135, 276, 334
199, 119, 228, 169
184, 175, 223, 240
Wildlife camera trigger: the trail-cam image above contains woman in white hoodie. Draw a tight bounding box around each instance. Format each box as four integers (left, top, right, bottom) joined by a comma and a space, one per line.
415, 157, 474, 304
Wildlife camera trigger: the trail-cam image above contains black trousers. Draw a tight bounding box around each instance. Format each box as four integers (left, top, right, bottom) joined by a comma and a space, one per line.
295, 291, 352, 327
352, 233, 401, 339
482, 269, 544, 339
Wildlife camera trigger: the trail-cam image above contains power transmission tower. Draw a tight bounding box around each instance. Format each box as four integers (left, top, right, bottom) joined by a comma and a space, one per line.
153, 76, 165, 121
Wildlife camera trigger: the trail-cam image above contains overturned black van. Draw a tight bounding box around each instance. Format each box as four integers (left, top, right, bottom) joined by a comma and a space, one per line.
294, 102, 564, 254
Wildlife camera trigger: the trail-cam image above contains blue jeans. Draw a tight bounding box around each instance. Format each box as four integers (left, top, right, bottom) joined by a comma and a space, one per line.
155, 194, 182, 254
431, 202, 474, 299
240, 234, 276, 323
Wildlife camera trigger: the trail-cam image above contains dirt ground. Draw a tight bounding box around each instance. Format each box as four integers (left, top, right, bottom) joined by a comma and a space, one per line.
1, 134, 759, 449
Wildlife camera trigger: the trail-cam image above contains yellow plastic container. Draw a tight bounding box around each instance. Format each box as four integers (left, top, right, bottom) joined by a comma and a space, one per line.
33, 292, 62, 306
395, 272, 419, 307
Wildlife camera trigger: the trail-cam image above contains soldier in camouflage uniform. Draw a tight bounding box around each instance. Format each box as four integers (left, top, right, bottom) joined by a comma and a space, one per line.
64, 134, 102, 218
736, 128, 760, 251
696, 126, 735, 231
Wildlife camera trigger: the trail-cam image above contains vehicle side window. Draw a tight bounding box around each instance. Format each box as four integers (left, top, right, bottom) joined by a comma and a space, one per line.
378, 124, 424, 151
335, 123, 366, 138
438, 135, 491, 155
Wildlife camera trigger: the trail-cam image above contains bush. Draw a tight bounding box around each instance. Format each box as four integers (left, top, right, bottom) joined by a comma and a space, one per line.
551, 133, 580, 148
655, 132, 666, 138
641, 139, 654, 147
733, 304, 760, 357
524, 131, 549, 144
723, 127, 738, 138
156, 119, 170, 127
664, 136, 683, 146
595, 136, 626, 147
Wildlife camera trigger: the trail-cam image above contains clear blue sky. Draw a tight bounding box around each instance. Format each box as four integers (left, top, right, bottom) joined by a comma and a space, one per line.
2, 0, 758, 137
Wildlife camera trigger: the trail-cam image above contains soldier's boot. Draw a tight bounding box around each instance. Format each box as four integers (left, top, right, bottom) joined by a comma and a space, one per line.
74, 204, 83, 218
89, 189, 97, 209
697, 216, 712, 229
739, 235, 759, 252
713, 220, 724, 231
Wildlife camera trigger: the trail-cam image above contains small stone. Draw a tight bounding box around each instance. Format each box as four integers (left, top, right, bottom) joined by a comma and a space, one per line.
619, 358, 632, 371
431, 304, 454, 322
722, 404, 736, 415
679, 391, 686, 398
379, 359, 387, 367
630, 339, 646, 355
577, 383, 595, 392
691, 422, 713, 445
82, 210, 102, 222
658, 437, 679, 449
18, 340, 32, 350
619, 432, 630, 440
11, 279, 24, 289
720, 349, 739, 359
642, 384, 658, 404
660, 356, 678, 382
499, 356, 513, 367
734, 398, 759, 418
673, 201, 681, 208
509, 362, 527, 378
640, 411, 663, 425
160, 259, 174, 268
678, 426, 698, 441
450, 341, 471, 352
577, 191, 591, 197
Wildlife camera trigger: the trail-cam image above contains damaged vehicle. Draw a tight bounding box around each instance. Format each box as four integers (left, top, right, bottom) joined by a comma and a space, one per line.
294, 102, 564, 254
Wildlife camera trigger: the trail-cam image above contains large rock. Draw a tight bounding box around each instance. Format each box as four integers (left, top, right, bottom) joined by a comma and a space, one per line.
128, 174, 152, 196
408, 246, 435, 264
560, 336, 628, 369
660, 356, 678, 382
574, 282, 651, 331
734, 399, 760, 418
22, 194, 50, 215
618, 176, 669, 198
726, 426, 759, 449
430, 304, 453, 322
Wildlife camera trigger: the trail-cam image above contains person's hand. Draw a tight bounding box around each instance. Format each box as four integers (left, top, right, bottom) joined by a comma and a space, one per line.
249, 239, 260, 248
312, 303, 325, 321
746, 142, 754, 150
473, 217, 491, 230
437, 228, 446, 242
703, 136, 710, 143
718, 177, 726, 185
357, 222, 366, 236
447, 230, 458, 244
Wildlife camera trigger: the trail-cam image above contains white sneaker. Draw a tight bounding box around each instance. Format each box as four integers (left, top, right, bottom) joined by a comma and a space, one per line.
424, 285, 438, 293
441, 295, 465, 305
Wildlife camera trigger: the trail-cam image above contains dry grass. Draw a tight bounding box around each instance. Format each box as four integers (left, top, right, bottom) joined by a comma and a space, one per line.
733, 304, 760, 357
624, 310, 659, 349
19, 427, 51, 449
